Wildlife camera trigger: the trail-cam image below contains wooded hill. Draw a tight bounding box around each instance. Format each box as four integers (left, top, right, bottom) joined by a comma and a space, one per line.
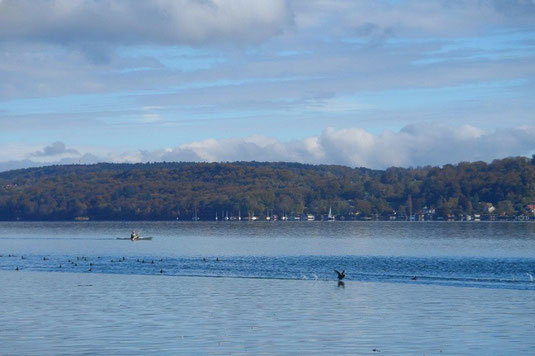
1, 157, 535, 221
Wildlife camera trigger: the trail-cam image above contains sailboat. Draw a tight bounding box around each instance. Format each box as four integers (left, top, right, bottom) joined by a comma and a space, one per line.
327, 207, 335, 221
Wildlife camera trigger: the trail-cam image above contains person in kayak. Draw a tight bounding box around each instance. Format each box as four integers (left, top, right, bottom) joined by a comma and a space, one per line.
130, 230, 138, 240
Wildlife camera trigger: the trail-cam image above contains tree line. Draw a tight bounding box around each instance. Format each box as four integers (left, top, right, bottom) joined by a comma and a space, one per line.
1, 157, 535, 221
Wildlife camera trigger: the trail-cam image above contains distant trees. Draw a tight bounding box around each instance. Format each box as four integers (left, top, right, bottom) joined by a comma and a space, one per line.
0, 158, 535, 221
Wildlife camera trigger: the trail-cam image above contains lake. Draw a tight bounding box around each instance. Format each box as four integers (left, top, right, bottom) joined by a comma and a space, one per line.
1, 221, 534, 354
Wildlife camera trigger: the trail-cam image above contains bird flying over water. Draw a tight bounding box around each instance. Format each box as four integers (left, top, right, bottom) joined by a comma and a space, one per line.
334, 269, 346, 280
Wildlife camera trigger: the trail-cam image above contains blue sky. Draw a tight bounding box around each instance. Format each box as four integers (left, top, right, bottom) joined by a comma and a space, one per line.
1, 0, 535, 171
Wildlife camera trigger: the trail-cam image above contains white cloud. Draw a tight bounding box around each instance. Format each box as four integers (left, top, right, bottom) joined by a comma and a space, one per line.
3, 124, 532, 172
1, 1, 534, 169
133, 124, 535, 168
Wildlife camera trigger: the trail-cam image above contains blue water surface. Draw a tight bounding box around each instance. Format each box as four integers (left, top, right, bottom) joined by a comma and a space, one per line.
2, 221, 535, 354
1, 221, 534, 290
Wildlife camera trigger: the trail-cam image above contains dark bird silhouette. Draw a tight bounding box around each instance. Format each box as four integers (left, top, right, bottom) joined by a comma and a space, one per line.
334, 269, 346, 280
160, 269, 163, 274
15, 266, 19, 271
411, 276, 417, 280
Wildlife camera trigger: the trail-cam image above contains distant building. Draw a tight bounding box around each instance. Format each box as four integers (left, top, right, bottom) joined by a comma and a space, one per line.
421, 206, 435, 215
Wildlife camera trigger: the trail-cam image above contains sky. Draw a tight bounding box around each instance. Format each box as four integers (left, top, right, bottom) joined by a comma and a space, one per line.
1, 0, 535, 171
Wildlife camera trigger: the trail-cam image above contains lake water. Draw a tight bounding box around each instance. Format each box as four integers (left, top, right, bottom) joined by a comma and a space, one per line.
1, 221, 534, 354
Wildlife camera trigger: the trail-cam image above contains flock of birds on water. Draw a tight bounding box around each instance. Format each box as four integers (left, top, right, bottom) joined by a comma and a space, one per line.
4, 254, 173, 275
3, 237, 535, 285
5, 253, 535, 287
3, 252, 535, 285
2, 252, 358, 284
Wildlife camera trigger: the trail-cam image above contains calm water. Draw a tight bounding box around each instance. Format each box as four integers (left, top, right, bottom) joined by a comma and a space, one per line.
1, 221, 535, 354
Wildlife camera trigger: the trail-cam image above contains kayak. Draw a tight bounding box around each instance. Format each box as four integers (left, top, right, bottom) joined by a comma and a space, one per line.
116, 237, 153, 240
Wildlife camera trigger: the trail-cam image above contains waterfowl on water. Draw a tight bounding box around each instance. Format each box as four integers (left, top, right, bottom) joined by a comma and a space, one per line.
334, 269, 346, 280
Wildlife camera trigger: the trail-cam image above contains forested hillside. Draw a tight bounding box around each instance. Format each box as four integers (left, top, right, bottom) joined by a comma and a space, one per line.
1, 157, 535, 221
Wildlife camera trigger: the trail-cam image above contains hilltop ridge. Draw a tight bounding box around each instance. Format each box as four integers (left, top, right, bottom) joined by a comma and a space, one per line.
1, 157, 534, 221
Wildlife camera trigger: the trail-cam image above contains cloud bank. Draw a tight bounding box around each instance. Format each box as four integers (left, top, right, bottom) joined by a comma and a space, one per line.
143, 124, 535, 168
2, 0, 533, 48
2, 125, 534, 172
0, 0, 292, 46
